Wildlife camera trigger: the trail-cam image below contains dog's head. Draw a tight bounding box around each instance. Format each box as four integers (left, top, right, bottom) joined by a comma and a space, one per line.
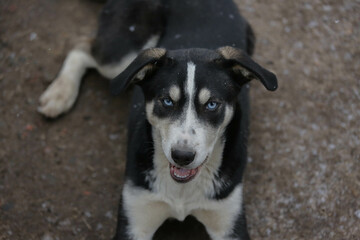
111, 47, 277, 183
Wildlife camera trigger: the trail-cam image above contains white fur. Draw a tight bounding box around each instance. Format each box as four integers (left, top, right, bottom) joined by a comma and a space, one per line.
123, 176, 243, 240
186, 62, 196, 102
98, 35, 160, 79
39, 35, 160, 118
97, 52, 138, 79
141, 35, 160, 50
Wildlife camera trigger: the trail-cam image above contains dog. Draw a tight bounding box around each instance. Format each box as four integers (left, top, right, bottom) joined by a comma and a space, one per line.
38, 0, 278, 239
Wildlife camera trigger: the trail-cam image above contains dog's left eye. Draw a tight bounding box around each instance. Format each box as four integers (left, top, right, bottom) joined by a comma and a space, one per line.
162, 98, 174, 107
205, 101, 219, 111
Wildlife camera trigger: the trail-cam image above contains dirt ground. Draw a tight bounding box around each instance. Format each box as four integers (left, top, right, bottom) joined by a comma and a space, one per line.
0, 0, 359, 239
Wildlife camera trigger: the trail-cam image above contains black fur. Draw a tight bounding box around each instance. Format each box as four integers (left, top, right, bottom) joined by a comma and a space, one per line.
158, 0, 248, 50
94, 0, 278, 239
125, 87, 154, 189
153, 216, 211, 240
92, 0, 165, 64
213, 86, 250, 200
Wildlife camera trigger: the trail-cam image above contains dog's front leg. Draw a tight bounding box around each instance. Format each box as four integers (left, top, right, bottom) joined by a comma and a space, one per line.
114, 183, 171, 240
193, 185, 249, 240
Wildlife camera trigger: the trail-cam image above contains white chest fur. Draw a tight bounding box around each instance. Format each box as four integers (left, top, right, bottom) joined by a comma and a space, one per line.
122, 159, 243, 240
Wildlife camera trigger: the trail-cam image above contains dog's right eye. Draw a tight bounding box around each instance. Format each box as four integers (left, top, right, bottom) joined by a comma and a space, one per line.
161, 98, 174, 107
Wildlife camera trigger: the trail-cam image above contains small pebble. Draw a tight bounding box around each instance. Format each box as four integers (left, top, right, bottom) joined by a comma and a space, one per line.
29, 32, 37, 41
46, 217, 58, 224
294, 41, 303, 49
322, 5, 332, 12
109, 133, 120, 140
308, 20, 318, 28
105, 211, 113, 219
41, 233, 54, 240
355, 210, 360, 219
96, 223, 103, 231
41, 202, 48, 209
58, 218, 71, 227
84, 211, 92, 218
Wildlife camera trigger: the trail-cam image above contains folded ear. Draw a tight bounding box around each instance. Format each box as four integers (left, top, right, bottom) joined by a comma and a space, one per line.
110, 48, 167, 95
217, 46, 278, 91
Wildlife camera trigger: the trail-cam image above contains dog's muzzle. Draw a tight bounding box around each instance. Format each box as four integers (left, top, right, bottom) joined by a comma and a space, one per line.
169, 147, 199, 183
171, 148, 196, 166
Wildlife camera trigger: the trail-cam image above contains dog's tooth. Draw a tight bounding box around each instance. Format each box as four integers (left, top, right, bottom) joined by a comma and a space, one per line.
174, 171, 189, 179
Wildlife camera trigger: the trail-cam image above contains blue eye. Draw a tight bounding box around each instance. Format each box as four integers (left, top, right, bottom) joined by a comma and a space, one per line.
162, 98, 174, 107
206, 101, 219, 111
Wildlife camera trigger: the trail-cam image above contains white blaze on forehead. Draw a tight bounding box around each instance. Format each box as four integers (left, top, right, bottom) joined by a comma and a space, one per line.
184, 62, 196, 128
186, 62, 196, 98
169, 85, 181, 102
198, 88, 211, 105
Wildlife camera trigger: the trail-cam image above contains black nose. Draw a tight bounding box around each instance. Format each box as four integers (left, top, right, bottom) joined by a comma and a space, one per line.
171, 149, 196, 166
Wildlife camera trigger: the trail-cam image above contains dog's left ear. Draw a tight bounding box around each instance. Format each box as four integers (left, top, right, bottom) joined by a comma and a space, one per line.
110, 48, 167, 95
217, 46, 278, 91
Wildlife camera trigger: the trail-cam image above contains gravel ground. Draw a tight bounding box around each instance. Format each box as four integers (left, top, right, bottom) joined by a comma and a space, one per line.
0, 0, 359, 239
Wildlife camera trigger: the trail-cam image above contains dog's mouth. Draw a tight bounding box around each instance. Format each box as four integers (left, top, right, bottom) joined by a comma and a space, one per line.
169, 164, 200, 183
169, 157, 208, 183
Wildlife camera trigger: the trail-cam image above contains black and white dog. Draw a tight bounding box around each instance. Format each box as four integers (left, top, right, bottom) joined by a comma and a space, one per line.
39, 0, 277, 239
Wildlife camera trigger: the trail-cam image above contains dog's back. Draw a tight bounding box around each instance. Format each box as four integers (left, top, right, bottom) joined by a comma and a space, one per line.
159, 0, 250, 50
92, 0, 165, 64
92, 0, 255, 65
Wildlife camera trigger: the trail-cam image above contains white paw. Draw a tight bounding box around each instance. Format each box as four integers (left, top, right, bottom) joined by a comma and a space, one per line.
38, 76, 79, 118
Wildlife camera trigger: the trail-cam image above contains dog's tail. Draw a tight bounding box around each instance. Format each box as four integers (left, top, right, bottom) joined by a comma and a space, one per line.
246, 23, 256, 56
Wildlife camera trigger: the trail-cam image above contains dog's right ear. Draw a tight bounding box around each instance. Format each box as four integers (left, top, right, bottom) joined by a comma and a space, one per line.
110, 48, 167, 95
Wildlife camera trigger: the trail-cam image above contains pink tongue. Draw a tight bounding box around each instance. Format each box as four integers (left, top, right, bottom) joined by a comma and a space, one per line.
174, 167, 192, 177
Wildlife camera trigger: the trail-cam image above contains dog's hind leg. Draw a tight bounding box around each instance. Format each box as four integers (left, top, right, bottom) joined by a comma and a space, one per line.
37, 37, 157, 119
38, 34, 159, 118
38, 39, 97, 118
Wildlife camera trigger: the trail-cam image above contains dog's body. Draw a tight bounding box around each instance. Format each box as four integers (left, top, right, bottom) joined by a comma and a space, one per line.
39, 1, 277, 239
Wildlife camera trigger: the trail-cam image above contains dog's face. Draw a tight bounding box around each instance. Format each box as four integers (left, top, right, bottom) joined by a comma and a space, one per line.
144, 57, 239, 183
111, 47, 277, 183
